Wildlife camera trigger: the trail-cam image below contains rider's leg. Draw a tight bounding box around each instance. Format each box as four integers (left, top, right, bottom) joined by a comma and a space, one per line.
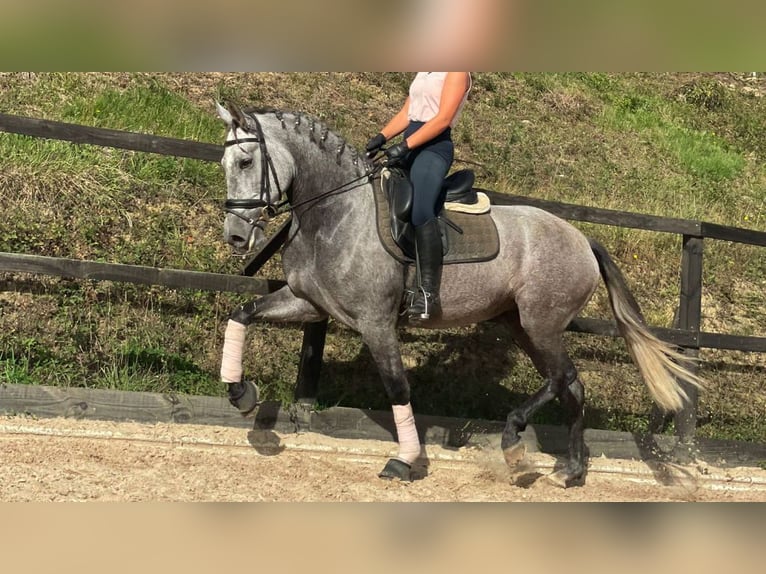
409, 219, 443, 320
408, 150, 450, 320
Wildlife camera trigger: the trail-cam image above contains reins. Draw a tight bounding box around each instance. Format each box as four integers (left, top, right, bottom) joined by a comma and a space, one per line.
223, 115, 383, 224
285, 166, 381, 213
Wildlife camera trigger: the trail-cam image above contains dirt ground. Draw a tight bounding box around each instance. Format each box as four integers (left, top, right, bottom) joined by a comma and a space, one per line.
1, 414, 765, 502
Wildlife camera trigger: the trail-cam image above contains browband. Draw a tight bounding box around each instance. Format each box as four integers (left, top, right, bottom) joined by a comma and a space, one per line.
224, 138, 261, 147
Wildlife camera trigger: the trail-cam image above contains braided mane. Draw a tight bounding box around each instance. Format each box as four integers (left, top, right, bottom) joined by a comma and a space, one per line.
243, 107, 368, 173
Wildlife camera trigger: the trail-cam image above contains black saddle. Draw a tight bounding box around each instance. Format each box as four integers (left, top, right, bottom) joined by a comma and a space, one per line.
384, 168, 476, 259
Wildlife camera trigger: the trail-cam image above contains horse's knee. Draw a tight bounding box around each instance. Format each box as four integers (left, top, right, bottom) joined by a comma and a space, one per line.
230, 300, 258, 325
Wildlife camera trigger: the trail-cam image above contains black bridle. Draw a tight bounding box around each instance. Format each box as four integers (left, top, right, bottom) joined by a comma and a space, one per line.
223, 115, 288, 229
222, 114, 383, 234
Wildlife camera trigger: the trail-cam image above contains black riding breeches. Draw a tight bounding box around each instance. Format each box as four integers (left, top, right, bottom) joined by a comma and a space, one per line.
404, 121, 454, 226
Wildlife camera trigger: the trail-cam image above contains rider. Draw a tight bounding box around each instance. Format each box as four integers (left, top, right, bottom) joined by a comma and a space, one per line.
366, 72, 472, 321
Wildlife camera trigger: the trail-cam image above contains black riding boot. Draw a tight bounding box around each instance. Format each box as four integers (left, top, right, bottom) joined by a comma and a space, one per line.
408, 218, 443, 321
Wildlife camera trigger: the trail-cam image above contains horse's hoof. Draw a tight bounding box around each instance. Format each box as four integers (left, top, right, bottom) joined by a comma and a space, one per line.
502, 442, 527, 470
228, 380, 261, 417
546, 469, 584, 489
378, 458, 412, 482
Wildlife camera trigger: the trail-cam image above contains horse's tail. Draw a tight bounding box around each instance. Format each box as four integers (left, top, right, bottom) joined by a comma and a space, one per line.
589, 239, 705, 412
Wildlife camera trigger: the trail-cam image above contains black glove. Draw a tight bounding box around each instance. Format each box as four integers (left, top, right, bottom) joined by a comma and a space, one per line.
384, 140, 410, 167
365, 133, 386, 158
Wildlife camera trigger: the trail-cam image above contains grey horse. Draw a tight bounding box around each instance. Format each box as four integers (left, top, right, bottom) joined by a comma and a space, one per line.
215, 102, 703, 488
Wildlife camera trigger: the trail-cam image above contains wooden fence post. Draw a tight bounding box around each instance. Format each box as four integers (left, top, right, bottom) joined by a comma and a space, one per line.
243, 219, 292, 277
675, 235, 704, 444
293, 319, 329, 403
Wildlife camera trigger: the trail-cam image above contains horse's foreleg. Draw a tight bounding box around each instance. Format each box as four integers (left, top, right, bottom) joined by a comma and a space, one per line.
221, 286, 327, 415
362, 329, 419, 482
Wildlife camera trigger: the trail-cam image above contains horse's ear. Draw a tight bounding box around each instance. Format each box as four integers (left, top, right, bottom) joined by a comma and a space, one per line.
215, 101, 233, 125
226, 101, 249, 131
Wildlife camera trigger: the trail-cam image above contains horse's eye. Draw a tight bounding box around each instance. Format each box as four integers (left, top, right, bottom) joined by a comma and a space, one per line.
239, 158, 253, 170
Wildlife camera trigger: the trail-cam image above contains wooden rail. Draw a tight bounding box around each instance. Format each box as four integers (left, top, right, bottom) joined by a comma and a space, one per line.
0, 112, 222, 161
2, 112, 766, 444
3, 382, 766, 469
0, 252, 284, 295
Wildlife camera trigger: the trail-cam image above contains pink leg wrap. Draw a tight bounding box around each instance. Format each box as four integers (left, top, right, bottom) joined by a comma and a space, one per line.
220, 320, 246, 383
393, 403, 421, 465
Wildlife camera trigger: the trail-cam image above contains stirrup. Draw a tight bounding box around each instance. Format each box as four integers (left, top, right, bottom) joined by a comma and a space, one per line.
408, 288, 437, 321
400, 289, 416, 316
416, 288, 432, 321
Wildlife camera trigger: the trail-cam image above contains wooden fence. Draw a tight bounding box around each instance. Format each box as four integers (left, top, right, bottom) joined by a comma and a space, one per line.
2, 112, 766, 444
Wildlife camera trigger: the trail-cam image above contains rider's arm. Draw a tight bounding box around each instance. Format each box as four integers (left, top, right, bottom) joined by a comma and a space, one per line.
403, 72, 469, 150
380, 97, 412, 141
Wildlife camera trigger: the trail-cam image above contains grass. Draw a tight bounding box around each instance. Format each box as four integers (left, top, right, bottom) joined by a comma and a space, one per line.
1, 72, 766, 443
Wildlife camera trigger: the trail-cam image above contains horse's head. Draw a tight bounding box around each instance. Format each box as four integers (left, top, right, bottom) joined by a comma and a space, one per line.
216, 101, 295, 255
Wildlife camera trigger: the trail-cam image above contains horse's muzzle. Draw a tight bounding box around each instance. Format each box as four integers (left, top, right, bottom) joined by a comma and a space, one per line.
224, 215, 267, 256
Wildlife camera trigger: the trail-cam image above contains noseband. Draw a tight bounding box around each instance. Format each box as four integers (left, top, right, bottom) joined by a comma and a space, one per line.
223, 116, 287, 230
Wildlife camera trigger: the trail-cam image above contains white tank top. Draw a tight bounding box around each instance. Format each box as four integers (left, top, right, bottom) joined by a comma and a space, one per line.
407, 72, 471, 127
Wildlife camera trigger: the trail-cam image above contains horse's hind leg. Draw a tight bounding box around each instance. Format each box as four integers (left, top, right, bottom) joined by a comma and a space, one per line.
547, 376, 586, 488
501, 312, 586, 487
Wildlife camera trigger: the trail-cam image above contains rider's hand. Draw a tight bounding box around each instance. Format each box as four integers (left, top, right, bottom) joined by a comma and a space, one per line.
365, 133, 386, 158
383, 140, 410, 167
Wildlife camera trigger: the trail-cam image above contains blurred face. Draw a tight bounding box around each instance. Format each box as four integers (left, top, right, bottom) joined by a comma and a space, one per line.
393, 0, 512, 69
